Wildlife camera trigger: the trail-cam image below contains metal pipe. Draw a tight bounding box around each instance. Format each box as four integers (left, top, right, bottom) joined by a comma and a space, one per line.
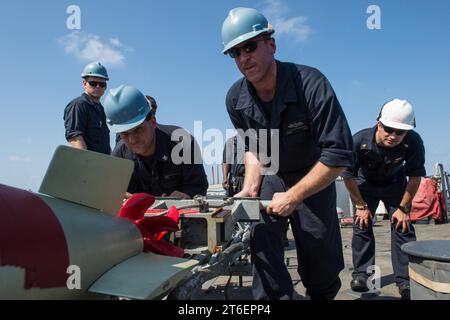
145, 197, 236, 217
437, 163, 449, 223
216, 165, 220, 185
443, 171, 450, 223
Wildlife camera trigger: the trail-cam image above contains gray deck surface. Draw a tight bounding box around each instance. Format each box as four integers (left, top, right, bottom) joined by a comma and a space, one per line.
196, 219, 450, 300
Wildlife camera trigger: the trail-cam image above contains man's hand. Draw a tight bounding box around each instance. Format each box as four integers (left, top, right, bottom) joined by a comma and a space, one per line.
391, 209, 411, 233
123, 192, 134, 202
234, 189, 258, 198
354, 209, 372, 231
168, 190, 190, 199
266, 192, 299, 217
68, 135, 87, 150
222, 180, 229, 190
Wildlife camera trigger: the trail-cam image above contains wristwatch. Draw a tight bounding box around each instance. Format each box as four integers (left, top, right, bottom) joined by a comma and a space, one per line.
355, 203, 368, 210
398, 205, 411, 214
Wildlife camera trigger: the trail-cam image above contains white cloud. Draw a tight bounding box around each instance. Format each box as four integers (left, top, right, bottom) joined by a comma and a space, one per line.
109, 37, 122, 47
109, 37, 134, 53
59, 31, 131, 66
261, 0, 312, 42
9, 155, 32, 163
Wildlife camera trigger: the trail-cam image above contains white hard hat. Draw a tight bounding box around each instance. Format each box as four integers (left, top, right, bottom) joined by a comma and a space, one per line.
378, 99, 416, 130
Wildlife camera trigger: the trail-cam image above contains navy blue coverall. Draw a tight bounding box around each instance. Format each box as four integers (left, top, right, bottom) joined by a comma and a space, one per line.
112, 124, 208, 198
64, 93, 111, 155
342, 126, 426, 288
223, 136, 245, 197
226, 61, 354, 299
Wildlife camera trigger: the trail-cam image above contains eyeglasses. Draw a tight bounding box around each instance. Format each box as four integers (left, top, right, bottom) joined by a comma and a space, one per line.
88, 81, 107, 88
381, 123, 406, 136
227, 38, 267, 58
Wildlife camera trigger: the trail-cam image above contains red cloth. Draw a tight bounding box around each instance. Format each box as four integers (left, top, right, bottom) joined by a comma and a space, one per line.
119, 193, 155, 220
0, 184, 70, 289
410, 178, 443, 221
119, 193, 184, 257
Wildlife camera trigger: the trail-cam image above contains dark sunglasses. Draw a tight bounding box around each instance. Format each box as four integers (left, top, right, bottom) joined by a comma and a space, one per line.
381, 123, 406, 136
88, 81, 107, 88
227, 38, 267, 58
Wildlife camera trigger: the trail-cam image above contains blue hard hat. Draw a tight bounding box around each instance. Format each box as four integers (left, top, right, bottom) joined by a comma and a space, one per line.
104, 85, 150, 133
221, 7, 274, 54
81, 62, 109, 80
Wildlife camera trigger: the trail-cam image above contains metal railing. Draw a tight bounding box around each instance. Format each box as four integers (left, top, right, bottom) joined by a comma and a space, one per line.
436, 163, 450, 223
208, 164, 223, 185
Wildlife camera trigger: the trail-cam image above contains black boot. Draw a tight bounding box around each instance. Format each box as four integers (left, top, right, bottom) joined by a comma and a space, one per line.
350, 277, 369, 292
399, 284, 411, 300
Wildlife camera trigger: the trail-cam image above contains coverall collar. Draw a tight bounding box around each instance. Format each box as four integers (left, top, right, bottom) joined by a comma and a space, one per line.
234, 60, 299, 128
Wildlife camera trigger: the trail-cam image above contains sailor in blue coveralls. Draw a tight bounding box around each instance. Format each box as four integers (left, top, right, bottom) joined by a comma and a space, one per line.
222, 136, 245, 197
221, 8, 354, 300
64, 62, 111, 155
342, 99, 426, 300
104, 85, 208, 200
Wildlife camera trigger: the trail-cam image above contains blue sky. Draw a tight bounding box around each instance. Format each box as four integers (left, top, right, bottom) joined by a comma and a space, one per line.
0, 0, 449, 191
